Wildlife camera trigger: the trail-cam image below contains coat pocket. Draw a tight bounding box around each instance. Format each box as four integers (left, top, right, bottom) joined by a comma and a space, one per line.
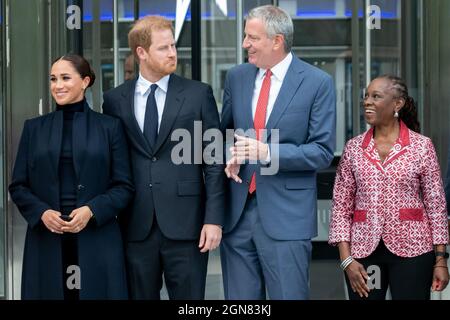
353, 210, 367, 222
399, 208, 423, 221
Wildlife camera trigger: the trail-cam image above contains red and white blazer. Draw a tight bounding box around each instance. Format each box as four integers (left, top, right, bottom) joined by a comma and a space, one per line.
329, 121, 449, 258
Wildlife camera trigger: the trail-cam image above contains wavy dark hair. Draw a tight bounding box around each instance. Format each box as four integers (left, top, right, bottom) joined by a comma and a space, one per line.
377, 75, 420, 133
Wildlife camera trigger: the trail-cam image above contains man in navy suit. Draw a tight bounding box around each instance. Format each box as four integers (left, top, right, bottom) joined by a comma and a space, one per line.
220, 5, 336, 299
102, 16, 225, 299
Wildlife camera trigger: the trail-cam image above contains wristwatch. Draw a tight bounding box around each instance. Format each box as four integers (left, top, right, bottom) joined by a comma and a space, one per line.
435, 251, 449, 259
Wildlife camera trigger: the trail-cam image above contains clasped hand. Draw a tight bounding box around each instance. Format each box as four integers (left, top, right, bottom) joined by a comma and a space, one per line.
41, 206, 93, 234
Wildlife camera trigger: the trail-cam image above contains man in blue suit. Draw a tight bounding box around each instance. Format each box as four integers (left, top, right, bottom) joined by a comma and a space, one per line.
220, 5, 336, 300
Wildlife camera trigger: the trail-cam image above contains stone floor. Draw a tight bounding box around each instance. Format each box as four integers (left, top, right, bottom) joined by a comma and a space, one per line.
161, 248, 450, 300
161, 249, 346, 300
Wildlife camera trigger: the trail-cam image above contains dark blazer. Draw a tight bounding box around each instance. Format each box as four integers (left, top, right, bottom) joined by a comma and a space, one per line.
9, 102, 134, 299
102, 74, 225, 242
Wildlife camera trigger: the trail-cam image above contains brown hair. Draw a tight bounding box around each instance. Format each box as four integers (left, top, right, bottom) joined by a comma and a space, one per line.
128, 16, 174, 61
377, 74, 421, 133
52, 54, 96, 88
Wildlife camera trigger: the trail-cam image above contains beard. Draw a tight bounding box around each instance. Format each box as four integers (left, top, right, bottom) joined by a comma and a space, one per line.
163, 60, 177, 74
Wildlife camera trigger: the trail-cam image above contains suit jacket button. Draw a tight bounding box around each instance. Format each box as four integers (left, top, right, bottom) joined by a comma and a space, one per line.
77, 184, 84, 191
151, 157, 157, 162
149, 183, 152, 188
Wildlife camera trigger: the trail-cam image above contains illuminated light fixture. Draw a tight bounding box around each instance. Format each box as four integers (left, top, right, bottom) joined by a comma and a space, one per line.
175, 0, 228, 42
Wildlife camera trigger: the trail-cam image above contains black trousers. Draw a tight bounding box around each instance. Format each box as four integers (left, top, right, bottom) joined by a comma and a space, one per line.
61, 206, 79, 300
345, 240, 435, 300
125, 219, 209, 300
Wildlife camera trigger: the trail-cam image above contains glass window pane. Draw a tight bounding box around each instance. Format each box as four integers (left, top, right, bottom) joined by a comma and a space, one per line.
82, 0, 192, 101
297, 0, 340, 18
279, 0, 352, 154
370, 0, 401, 78
243, 0, 272, 14
0, 0, 5, 299
198, 0, 272, 109
200, 0, 237, 111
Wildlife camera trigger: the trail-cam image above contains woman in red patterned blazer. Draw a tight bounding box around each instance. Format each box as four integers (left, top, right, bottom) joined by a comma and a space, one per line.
329, 75, 449, 300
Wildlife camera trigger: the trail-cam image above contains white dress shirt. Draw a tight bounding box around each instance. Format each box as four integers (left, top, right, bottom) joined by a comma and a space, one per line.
134, 73, 170, 133
251, 52, 293, 123
251, 52, 292, 162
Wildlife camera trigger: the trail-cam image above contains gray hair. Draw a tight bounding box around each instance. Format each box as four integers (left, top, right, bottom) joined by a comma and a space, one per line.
247, 5, 293, 53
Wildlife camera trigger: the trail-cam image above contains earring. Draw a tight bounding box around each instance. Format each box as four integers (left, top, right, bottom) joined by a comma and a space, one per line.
394, 111, 399, 118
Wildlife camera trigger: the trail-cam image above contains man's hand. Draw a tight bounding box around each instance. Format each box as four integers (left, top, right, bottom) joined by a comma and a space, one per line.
198, 224, 222, 253
62, 206, 93, 233
231, 135, 268, 162
225, 161, 242, 183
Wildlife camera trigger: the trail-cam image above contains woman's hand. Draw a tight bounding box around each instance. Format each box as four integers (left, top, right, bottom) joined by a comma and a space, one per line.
345, 260, 371, 298
61, 206, 93, 233
41, 209, 65, 234
431, 257, 449, 292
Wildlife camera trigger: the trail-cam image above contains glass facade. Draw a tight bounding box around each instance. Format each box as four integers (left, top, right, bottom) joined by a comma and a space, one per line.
0, 0, 5, 299
77, 0, 408, 156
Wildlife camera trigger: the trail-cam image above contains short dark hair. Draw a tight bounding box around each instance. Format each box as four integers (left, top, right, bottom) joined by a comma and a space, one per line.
52, 54, 96, 88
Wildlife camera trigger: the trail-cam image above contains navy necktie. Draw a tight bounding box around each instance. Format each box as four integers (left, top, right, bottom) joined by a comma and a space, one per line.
144, 84, 159, 148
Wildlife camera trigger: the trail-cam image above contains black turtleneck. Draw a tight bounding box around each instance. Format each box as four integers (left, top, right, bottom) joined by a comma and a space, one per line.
57, 99, 85, 213
56, 99, 85, 118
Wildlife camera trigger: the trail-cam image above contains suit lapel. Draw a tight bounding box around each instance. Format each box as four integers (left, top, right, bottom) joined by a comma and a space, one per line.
119, 78, 153, 157
72, 102, 90, 181
242, 67, 258, 130
265, 56, 305, 139
152, 74, 184, 154
48, 111, 63, 181
362, 121, 411, 172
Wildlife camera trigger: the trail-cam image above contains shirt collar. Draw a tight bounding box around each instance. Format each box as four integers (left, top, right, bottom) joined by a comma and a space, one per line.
257, 52, 293, 82
136, 73, 170, 95
362, 120, 411, 149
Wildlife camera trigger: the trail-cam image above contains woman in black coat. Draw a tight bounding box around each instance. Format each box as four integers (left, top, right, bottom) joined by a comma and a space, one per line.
9, 54, 134, 299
